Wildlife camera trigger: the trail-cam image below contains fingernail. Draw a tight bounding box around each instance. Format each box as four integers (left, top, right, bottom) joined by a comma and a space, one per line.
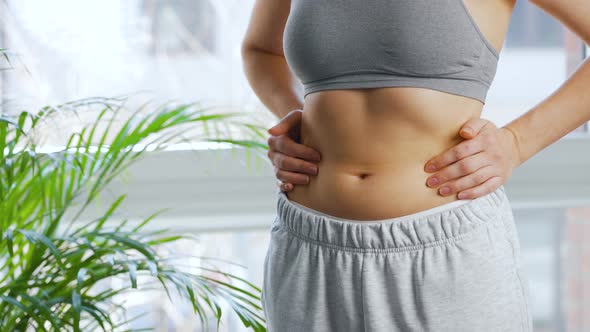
458, 192, 468, 199
439, 187, 450, 195
285, 183, 292, 190
309, 166, 318, 174
427, 177, 439, 186
461, 128, 473, 136
426, 164, 437, 172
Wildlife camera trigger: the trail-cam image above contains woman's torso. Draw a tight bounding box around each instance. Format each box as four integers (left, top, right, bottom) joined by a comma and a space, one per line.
286, 88, 482, 221
284, 0, 515, 221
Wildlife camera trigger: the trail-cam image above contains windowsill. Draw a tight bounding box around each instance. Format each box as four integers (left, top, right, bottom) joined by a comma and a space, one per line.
66, 136, 590, 232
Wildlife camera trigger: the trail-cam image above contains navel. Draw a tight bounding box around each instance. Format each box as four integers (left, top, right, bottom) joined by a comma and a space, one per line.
356, 172, 372, 180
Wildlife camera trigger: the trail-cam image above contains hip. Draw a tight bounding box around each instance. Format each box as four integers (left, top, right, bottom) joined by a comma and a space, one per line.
263, 185, 533, 331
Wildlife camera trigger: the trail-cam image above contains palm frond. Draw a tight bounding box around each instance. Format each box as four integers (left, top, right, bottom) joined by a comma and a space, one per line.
0, 97, 269, 331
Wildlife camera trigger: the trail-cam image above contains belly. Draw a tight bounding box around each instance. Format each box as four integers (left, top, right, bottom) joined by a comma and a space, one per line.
285, 86, 485, 222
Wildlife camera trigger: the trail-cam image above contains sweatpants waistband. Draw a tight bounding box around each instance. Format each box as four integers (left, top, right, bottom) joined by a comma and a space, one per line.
275, 185, 509, 252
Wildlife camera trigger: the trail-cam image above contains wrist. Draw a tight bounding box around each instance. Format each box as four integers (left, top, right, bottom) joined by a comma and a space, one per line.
501, 125, 523, 170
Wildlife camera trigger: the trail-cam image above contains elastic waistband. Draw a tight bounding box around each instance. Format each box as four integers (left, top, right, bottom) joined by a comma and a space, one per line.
275, 185, 509, 253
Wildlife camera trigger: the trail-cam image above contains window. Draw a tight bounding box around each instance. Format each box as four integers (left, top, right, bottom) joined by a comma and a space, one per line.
1, 1, 589, 331
484, 0, 589, 135
0, 0, 267, 132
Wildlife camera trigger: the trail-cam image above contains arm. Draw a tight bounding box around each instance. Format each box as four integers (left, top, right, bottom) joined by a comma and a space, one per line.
422, 0, 590, 199
241, 0, 322, 191
504, 0, 590, 167
241, 0, 303, 119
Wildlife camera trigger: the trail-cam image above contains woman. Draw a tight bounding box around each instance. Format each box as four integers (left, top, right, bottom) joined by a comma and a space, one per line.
241, 0, 590, 330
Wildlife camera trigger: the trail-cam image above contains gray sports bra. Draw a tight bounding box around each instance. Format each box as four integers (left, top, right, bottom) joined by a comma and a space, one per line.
283, 0, 500, 104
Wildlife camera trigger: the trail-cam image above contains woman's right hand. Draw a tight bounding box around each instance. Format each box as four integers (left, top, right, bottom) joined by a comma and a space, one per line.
267, 109, 322, 192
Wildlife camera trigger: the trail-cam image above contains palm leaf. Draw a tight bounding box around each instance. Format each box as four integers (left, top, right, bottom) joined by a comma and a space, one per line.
0, 97, 269, 331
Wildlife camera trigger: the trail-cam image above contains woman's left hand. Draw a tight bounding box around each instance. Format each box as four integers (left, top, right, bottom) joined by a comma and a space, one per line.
423, 118, 522, 200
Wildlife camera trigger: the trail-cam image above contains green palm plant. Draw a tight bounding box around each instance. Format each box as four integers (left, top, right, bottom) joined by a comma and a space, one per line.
0, 92, 270, 331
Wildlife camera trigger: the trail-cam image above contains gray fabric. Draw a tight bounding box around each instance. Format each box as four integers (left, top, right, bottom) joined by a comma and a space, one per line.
283, 0, 499, 104
261, 185, 533, 331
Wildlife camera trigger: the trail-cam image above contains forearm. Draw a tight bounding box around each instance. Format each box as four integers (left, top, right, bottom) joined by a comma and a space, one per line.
241, 47, 304, 119
503, 56, 590, 167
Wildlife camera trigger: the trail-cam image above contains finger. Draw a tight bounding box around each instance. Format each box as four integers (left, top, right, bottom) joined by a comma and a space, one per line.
435, 165, 497, 197
267, 109, 303, 135
268, 135, 321, 162
276, 169, 311, 185
277, 180, 293, 192
426, 151, 490, 188
459, 118, 493, 139
270, 152, 319, 175
456, 176, 504, 200
424, 137, 485, 173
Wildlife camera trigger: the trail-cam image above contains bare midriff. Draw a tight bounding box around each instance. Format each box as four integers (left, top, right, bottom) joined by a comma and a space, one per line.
285, 87, 486, 222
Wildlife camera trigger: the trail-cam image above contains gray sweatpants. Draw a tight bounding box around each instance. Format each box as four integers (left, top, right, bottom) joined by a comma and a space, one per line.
261, 185, 533, 331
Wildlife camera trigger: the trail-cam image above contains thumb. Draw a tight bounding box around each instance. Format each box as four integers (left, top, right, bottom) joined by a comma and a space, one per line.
268, 109, 302, 135
459, 118, 489, 139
